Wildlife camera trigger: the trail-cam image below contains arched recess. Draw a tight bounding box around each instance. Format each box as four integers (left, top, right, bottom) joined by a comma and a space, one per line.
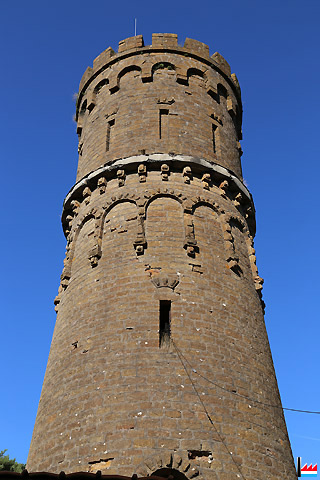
192, 203, 225, 280
84, 78, 110, 113
117, 65, 142, 87
152, 62, 176, 75
187, 67, 205, 87
79, 99, 87, 116
93, 78, 109, 95
144, 192, 183, 214
70, 215, 96, 282
223, 214, 254, 280
152, 468, 190, 480
217, 83, 227, 105
135, 452, 204, 480
152, 62, 177, 86
145, 196, 185, 272
100, 200, 140, 267
230, 218, 255, 278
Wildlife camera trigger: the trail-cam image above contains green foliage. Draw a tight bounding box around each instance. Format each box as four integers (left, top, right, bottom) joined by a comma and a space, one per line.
0, 450, 25, 473
153, 62, 175, 71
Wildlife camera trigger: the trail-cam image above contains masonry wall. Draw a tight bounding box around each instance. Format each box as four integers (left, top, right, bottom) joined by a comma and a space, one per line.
75, 34, 242, 182
27, 34, 297, 480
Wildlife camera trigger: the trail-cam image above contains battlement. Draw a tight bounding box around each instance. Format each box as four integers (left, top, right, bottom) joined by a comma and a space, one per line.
74, 34, 243, 183
77, 34, 238, 108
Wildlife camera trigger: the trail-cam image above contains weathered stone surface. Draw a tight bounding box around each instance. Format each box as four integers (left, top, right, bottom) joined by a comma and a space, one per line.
74, 36, 242, 182
27, 35, 296, 480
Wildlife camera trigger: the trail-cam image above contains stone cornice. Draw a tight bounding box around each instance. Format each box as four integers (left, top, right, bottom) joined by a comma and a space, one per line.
61, 154, 256, 236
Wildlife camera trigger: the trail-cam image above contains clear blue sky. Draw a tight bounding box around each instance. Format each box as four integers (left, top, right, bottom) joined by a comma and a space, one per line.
1, 0, 319, 470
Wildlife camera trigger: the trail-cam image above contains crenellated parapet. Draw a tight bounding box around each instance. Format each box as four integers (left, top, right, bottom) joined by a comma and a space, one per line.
77, 34, 240, 107
74, 34, 243, 182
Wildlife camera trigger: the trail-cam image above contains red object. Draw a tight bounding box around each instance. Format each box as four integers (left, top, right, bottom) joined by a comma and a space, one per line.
301, 464, 318, 472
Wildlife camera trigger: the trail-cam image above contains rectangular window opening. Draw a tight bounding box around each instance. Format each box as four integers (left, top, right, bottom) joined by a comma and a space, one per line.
106, 118, 115, 152
159, 109, 169, 140
212, 124, 217, 154
159, 300, 171, 348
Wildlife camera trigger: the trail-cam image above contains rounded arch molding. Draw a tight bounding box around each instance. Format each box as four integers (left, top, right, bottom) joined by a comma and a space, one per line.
77, 54, 238, 121
55, 187, 262, 312
135, 452, 204, 480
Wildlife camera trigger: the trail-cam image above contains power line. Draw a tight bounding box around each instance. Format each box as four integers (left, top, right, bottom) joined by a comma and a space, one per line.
173, 340, 320, 415
172, 340, 247, 480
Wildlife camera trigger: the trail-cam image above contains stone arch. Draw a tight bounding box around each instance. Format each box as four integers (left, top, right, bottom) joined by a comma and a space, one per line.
100, 196, 146, 254
84, 78, 110, 112
145, 196, 185, 271
153, 468, 189, 480
225, 213, 247, 232
222, 213, 254, 278
152, 62, 176, 75
66, 205, 104, 268
191, 199, 221, 216
187, 67, 205, 83
144, 192, 183, 216
135, 452, 203, 480
93, 78, 109, 94
101, 197, 138, 226
192, 203, 225, 276
79, 99, 87, 116
223, 214, 264, 297
69, 214, 96, 280
117, 65, 142, 86
98, 200, 142, 280
58, 210, 98, 294
217, 83, 227, 105
75, 211, 95, 236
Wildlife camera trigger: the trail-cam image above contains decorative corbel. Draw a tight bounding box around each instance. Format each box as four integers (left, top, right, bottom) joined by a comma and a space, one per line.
54, 285, 64, 313
88, 244, 102, 267
183, 166, 192, 184
83, 187, 91, 205
60, 265, 72, 290
184, 215, 197, 257
66, 215, 73, 231
151, 273, 179, 290
71, 200, 81, 216
138, 164, 147, 183
245, 205, 253, 220
219, 180, 229, 196
233, 192, 243, 208
78, 142, 83, 156
222, 221, 242, 276
133, 216, 147, 255
201, 173, 211, 190
161, 164, 170, 181
117, 169, 125, 187
97, 176, 107, 194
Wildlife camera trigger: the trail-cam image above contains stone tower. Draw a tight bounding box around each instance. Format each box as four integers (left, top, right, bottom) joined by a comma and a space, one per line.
27, 34, 297, 480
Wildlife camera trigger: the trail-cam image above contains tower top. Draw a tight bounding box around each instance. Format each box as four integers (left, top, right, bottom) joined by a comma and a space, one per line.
76, 33, 241, 119
69, 33, 248, 234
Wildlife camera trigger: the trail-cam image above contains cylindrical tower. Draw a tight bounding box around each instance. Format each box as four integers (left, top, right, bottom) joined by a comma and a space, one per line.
27, 34, 297, 480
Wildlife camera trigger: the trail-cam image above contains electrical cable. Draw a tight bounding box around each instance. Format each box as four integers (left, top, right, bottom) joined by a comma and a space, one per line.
172, 340, 247, 480
174, 341, 320, 415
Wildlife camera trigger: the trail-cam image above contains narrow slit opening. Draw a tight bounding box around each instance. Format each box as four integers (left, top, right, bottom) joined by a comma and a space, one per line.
159, 300, 171, 347
212, 124, 217, 153
159, 109, 169, 140
106, 119, 115, 151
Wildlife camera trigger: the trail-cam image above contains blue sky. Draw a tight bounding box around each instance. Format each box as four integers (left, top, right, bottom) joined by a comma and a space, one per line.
1, 0, 319, 470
